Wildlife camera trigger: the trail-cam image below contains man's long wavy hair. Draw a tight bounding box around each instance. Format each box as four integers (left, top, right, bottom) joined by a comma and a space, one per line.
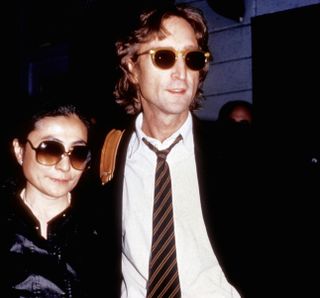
114, 3, 211, 115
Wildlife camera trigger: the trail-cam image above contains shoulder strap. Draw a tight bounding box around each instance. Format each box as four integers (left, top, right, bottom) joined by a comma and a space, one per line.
100, 128, 125, 185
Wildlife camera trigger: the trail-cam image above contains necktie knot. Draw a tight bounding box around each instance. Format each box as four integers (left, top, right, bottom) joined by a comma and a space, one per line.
142, 134, 182, 160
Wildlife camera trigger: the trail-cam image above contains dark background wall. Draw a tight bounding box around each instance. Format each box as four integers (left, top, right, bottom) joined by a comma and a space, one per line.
252, 4, 320, 166
251, 7, 320, 294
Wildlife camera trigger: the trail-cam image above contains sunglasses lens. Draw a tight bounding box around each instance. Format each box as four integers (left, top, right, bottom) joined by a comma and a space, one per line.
35, 141, 90, 170
36, 141, 64, 166
154, 49, 176, 69
70, 146, 91, 170
186, 51, 207, 71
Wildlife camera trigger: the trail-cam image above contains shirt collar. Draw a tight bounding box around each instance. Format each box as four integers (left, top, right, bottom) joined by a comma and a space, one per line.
128, 112, 193, 158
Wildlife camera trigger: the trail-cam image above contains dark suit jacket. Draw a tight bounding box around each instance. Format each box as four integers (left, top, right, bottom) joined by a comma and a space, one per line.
99, 115, 269, 298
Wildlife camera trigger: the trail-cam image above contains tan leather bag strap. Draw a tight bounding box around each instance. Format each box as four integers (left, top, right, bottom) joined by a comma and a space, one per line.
100, 129, 124, 185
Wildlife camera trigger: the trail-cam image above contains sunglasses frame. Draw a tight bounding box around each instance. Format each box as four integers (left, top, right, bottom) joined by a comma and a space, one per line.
26, 139, 91, 170
136, 47, 211, 71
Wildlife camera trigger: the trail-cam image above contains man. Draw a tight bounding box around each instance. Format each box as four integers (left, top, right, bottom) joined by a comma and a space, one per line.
101, 3, 259, 297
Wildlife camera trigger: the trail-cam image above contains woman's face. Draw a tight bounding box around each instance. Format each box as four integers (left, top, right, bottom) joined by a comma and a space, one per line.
13, 114, 89, 200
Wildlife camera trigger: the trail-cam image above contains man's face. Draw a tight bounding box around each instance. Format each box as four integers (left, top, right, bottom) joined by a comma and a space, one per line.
130, 16, 201, 119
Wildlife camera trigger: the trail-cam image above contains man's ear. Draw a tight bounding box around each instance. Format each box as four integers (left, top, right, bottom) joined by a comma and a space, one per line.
127, 60, 138, 84
12, 138, 24, 165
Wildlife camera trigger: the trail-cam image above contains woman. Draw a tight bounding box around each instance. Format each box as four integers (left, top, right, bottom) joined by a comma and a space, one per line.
0, 101, 104, 297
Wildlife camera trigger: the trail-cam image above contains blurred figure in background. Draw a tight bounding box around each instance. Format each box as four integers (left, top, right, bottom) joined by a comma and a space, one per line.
218, 100, 252, 124
217, 100, 253, 158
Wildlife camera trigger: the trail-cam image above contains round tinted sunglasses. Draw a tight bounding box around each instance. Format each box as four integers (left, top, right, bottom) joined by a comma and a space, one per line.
136, 47, 211, 71
26, 139, 91, 171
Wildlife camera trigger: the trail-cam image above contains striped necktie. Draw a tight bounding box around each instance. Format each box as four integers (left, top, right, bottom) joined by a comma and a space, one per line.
142, 134, 183, 298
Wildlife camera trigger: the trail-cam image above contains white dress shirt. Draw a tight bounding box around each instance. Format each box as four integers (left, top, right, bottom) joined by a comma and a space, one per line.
121, 112, 241, 297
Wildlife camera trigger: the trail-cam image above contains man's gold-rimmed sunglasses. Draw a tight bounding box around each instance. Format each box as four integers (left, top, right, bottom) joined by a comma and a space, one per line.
136, 47, 211, 71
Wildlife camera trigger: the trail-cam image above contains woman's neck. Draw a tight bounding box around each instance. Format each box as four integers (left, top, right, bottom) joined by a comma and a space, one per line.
20, 188, 71, 238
